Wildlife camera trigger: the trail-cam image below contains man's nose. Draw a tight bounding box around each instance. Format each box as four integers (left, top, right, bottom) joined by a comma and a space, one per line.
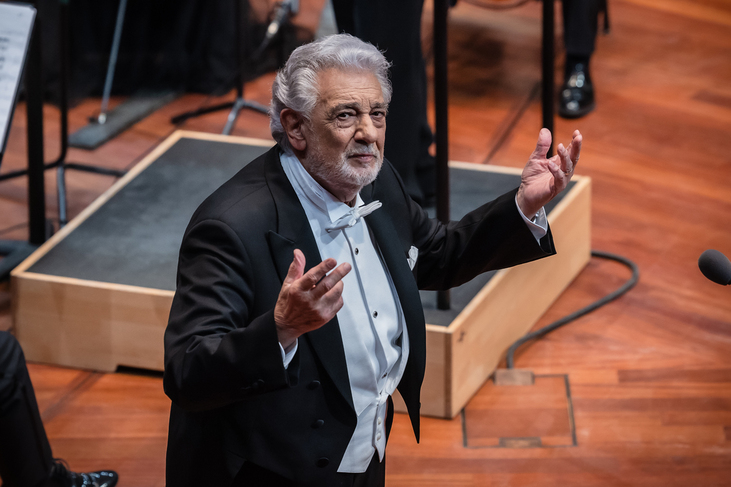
354, 115, 378, 144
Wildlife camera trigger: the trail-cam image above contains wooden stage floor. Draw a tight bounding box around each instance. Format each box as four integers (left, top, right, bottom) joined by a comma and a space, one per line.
1, 0, 730, 485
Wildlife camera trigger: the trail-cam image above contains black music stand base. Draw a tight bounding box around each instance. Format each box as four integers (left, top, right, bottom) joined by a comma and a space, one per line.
69, 91, 178, 150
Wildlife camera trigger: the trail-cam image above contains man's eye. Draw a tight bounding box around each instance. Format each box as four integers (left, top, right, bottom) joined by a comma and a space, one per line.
337, 112, 353, 120
371, 111, 386, 118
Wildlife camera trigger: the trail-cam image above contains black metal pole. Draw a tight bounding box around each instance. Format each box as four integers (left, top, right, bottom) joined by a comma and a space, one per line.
541, 0, 555, 156
434, 0, 450, 310
234, 0, 245, 101
25, 14, 47, 245
57, 0, 71, 226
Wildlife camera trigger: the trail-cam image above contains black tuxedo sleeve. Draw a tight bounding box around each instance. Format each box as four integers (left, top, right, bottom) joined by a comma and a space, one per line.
373, 160, 555, 290
164, 219, 298, 412
409, 188, 555, 290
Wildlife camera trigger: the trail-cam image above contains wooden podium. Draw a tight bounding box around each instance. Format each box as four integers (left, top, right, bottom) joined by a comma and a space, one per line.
11, 130, 591, 418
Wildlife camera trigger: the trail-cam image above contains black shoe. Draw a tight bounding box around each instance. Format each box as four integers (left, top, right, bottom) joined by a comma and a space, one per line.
558, 63, 595, 119
50, 459, 119, 487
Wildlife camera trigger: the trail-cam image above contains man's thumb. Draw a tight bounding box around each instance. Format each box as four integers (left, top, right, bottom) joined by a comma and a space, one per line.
532, 128, 552, 158
285, 249, 305, 284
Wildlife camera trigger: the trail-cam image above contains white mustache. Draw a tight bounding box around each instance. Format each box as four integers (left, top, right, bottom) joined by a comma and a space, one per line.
345, 145, 381, 158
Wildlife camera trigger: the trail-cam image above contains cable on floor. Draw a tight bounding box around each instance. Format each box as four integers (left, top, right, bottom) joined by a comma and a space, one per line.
505, 250, 640, 369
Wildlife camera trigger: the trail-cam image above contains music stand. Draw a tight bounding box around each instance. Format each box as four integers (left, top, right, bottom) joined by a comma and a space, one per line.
0, 2, 45, 280
0, 0, 128, 229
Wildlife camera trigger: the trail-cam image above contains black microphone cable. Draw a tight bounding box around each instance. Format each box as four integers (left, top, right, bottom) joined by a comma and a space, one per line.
505, 250, 640, 369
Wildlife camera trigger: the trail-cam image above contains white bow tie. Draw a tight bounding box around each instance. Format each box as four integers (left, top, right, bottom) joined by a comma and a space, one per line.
326, 200, 382, 233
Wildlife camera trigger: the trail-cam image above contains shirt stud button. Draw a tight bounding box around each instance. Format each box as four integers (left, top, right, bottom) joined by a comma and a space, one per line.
355, 248, 359, 255
372, 311, 378, 318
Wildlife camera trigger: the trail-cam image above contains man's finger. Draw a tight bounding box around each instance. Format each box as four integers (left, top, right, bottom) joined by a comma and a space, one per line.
532, 128, 553, 160
569, 131, 582, 166
296, 257, 338, 291
284, 249, 306, 285
558, 143, 573, 175
319, 280, 346, 313
311, 262, 352, 299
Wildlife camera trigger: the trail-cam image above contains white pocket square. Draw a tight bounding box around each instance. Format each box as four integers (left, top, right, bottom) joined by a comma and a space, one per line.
407, 246, 418, 270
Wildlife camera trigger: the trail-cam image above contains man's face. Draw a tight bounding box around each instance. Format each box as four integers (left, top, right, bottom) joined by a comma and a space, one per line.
300, 68, 387, 204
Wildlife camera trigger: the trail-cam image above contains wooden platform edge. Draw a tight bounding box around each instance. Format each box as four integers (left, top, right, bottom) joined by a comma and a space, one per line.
12, 274, 174, 371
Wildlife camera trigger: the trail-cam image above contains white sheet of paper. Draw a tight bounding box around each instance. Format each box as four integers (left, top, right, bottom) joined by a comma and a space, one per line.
0, 2, 36, 154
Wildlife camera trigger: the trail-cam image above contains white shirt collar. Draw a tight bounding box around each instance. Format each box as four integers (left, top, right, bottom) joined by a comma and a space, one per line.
279, 151, 364, 224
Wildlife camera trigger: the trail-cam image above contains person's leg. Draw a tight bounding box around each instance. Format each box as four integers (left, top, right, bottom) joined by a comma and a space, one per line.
350, 453, 385, 487
563, 0, 600, 60
0, 331, 54, 487
331, 0, 435, 205
559, 0, 602, 118
0, 331, 119, 487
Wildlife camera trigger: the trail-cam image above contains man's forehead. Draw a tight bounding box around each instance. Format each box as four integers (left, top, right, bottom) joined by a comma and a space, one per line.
316, 68, 385, 107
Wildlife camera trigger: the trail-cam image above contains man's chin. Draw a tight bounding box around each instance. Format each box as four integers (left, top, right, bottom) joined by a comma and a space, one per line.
350, 165, 382, 187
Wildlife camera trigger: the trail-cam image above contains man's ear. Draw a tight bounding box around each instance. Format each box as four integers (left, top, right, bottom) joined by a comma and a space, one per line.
280, 109, 307, 152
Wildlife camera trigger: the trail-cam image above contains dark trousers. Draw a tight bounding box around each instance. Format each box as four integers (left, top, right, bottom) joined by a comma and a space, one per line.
563, 0, 602, 57
332, 0, 435, 204
233, 453, 386, 487
0, 331, 53, 487
232, 398, 394, 486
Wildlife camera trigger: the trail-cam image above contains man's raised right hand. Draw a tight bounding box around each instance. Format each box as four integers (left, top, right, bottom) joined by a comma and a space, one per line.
274, 249, 352, 351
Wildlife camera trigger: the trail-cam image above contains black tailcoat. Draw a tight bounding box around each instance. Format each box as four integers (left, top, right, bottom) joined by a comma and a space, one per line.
163, 146, 555, 485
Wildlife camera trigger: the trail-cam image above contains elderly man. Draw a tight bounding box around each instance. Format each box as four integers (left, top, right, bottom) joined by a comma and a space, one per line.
163, 34, 581, 486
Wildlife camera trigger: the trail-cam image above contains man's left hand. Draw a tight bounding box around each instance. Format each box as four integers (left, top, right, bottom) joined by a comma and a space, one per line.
516, 128, 582, 218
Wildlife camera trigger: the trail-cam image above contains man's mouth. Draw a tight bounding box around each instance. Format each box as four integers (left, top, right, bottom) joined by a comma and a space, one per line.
346, 146, 380, 164
348, 153, 376, 163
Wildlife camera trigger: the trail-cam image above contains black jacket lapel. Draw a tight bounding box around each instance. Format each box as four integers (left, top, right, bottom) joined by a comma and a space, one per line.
264, 148, 355, 412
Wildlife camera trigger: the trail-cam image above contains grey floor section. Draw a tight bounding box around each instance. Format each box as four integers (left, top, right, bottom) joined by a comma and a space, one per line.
28, 136, 571, 326
28, 138, 270, 290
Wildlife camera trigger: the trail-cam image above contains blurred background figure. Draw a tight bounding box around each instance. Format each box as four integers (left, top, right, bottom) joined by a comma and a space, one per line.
331, 0, 437, 206
0, 331, 119, 487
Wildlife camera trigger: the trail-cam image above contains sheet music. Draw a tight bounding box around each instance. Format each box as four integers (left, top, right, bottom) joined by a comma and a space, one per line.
0, 2, 36, 154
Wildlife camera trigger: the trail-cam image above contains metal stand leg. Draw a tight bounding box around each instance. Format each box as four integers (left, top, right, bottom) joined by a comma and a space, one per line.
542, 0, 555, 156
97, 0, 128, 124
434, 0, 451, 311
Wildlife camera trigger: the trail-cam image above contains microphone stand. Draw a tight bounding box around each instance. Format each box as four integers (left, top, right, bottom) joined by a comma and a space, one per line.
170, 0, 297, 134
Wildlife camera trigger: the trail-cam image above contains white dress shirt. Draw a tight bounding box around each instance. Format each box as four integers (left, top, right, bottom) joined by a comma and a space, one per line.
281, 151, 409, 472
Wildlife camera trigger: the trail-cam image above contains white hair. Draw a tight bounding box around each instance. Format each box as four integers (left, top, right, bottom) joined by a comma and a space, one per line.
269, 34, 392, 153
